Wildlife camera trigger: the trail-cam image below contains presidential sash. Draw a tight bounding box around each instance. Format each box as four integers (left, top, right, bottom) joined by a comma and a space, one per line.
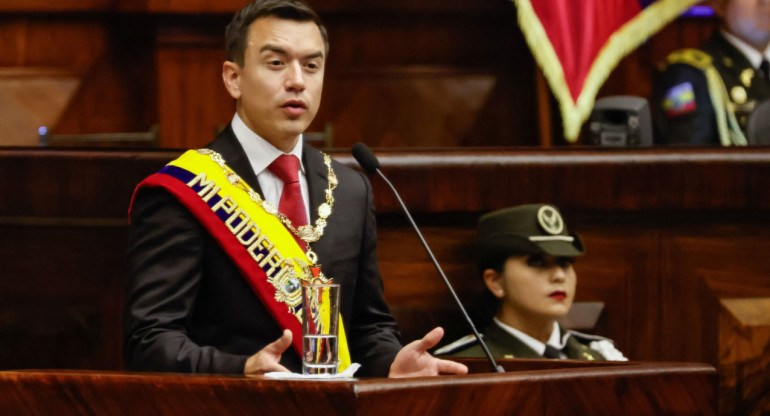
130, 149, 351, 371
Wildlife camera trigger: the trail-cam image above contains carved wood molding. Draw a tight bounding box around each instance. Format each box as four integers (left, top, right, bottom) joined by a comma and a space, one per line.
718, 298, 770, 415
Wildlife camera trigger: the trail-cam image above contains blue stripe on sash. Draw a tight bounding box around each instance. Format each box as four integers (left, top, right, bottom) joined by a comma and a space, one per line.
160, 165, 225, 217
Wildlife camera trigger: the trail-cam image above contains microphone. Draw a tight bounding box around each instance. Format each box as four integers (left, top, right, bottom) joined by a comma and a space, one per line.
351, 143, 504, 373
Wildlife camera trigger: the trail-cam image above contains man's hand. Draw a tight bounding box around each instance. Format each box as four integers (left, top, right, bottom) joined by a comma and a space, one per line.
388, 327, 469, 378
243, 329, 293, 376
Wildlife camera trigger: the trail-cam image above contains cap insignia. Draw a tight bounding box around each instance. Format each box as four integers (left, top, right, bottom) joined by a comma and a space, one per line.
537, 206, 564, 235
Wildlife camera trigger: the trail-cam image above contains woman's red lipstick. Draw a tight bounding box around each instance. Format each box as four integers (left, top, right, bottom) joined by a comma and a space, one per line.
549, 291, 567, 301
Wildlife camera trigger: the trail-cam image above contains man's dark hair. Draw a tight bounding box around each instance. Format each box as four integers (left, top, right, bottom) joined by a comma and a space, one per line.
225, 0, 329, 66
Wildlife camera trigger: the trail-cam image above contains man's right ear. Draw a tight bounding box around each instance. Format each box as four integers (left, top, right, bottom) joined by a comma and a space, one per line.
222, 61, 242, 100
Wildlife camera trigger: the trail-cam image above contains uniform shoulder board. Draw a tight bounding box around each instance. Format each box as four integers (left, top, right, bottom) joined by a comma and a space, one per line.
566, 329, 611, 343
664, 48, 713, 70
434, 334, 480, 356
566, 330, 627, 361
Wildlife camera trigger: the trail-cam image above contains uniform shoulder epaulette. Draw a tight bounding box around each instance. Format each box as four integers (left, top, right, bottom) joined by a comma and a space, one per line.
566, 330, 628, 361
565, 329, 612, 343
663, 48, 713, 71
434, 334, 480, 356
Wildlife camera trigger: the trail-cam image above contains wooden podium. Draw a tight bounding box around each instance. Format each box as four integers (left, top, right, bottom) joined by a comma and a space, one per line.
0, 359, 716, 415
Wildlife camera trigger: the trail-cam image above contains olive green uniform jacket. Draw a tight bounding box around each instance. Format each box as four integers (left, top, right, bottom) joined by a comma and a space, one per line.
435, 321, 625, 361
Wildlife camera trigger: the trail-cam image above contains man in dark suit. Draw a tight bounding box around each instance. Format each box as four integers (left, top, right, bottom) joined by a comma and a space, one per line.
124, 0, 467, 378
652, 0, 770, 145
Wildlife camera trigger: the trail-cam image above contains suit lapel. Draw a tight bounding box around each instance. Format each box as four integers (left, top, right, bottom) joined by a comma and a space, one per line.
207, 124, 263, 196
302, 145, 335, 264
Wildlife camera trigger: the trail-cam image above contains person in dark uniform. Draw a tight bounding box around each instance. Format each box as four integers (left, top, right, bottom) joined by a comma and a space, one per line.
436, 204, 626, 361
652, 0, 770, 146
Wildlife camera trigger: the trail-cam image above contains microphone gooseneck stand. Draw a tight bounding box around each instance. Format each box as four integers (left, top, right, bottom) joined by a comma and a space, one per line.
352, 143, 504, 373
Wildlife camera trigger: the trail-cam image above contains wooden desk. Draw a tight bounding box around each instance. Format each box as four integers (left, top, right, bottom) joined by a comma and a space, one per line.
0, 360, 717, 415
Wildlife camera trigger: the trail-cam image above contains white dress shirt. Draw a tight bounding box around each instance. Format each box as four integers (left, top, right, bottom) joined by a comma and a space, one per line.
494, 318, 566, 358
230, 113, 311, 224
722, 29, 770, 69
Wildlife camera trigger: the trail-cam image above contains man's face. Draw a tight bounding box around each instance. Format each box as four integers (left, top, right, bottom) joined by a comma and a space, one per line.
495, 254, 577, 322
223, 16, 325, 150
716, 0, 770, 49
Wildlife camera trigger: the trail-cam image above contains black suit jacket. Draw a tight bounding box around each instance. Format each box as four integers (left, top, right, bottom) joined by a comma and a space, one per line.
123, 126, 402, 377
652, 32, 770, 145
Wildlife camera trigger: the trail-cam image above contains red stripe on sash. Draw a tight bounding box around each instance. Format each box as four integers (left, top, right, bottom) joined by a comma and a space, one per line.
130, 173, 304, 356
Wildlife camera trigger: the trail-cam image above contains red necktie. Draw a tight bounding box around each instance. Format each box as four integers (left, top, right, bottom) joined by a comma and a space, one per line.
267, 154, 308, 247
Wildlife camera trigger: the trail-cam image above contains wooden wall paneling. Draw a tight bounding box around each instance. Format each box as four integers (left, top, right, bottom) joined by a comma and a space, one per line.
54, 15, 158, 138
376, 216, 479, 344
668, 222, 770, 360
0, 224, 126, 370
117, 0, 242, 13
536, 70, 553, 147
0, 4, 732, 149
155, 35, 234, 148
567, 224, 653, 361
0, 14, 158, 141
147, 1, 536, 149
0, 68, 80, 146
0, 18, 107, 72
656, 219, 770, 416
0, 0, 112, 12
118, 0, 521, 14
0, 17, 108, 145
1, 0, 537, 149
0, 149, 173, 371
319, 5, 537, 148
718, 298, 770, 415
318, 69, 498, 148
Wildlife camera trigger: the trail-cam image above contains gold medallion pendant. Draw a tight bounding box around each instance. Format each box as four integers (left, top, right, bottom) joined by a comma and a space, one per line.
270, 256, 331, 320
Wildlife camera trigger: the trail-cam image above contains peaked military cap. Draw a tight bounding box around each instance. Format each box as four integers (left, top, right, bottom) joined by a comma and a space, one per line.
477, 204, 584, 270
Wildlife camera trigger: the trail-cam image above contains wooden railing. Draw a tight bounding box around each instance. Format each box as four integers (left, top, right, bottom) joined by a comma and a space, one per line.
0, 360, 717, 415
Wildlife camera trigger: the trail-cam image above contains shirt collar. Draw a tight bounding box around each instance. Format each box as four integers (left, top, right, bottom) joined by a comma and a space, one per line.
493, 318, 563, 355
230, 112, 305, 176
722, 29, 770, 69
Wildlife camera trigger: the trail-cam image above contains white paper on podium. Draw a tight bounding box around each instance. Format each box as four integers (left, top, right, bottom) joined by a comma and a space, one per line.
264, 363, 361, 381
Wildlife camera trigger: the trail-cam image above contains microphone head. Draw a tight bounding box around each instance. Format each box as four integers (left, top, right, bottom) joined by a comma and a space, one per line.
351, 142, 380, 174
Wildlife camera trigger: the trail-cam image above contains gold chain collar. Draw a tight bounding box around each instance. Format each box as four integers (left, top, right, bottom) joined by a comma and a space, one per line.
197, 148, 337, 264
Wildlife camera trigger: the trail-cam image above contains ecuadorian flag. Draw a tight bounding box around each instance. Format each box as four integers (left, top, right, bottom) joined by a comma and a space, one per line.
513, 0, 701, 142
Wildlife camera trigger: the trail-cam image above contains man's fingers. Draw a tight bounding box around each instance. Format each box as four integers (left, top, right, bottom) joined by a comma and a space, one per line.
263, 362, 292, 374
436, 358, 468, 375
264, 329, 293, 355
415, 326, 444, 351
244, 358, 292, 377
